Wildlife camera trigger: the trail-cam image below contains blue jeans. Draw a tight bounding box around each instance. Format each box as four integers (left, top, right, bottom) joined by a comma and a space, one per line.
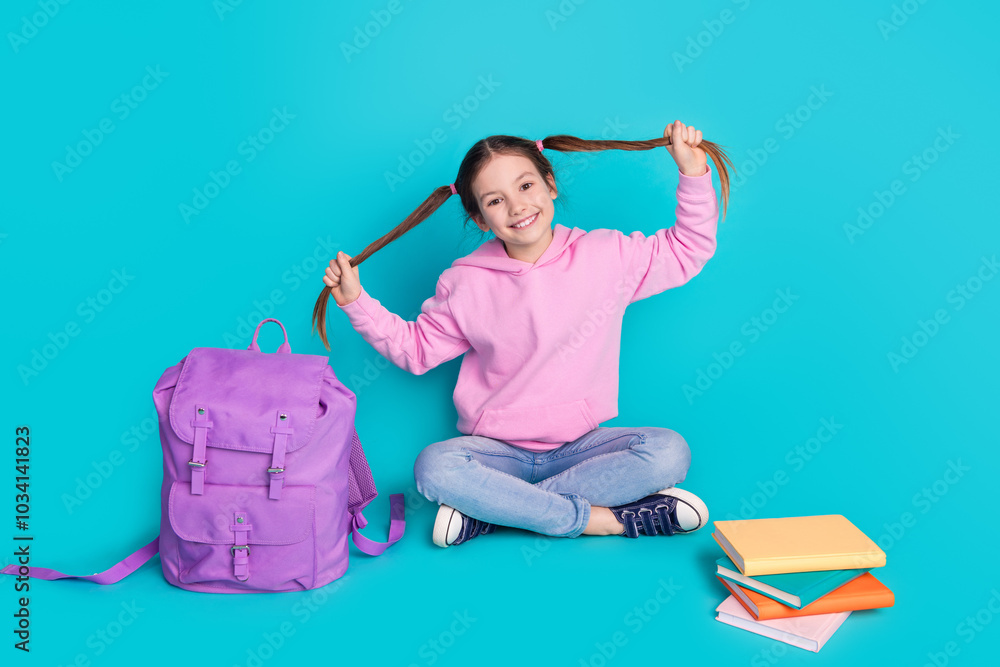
413, 427, 692, 538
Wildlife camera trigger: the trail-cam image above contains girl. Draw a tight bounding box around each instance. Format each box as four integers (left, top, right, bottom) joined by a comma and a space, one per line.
315, 120, 733, 547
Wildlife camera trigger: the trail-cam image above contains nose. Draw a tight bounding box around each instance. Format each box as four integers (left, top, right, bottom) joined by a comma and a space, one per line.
509, 193, 528, 216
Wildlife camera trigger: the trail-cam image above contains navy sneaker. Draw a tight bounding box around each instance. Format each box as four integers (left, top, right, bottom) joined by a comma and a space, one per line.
432, 504, 496, 548
608, 487, 709, 537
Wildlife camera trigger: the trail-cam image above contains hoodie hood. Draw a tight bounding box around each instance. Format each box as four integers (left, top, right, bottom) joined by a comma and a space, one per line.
450, 223, 588, 275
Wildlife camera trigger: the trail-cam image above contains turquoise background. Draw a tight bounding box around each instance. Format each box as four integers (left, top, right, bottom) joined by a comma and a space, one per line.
2, 0, 997, 665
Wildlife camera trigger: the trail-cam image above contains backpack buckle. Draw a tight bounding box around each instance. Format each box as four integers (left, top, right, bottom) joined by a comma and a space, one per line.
189, 405, 213, 495
268, 411, 292, 500
230, 545, 250, 555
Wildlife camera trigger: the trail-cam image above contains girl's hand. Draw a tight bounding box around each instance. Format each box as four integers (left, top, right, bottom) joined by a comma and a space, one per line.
664, 120, 708, 177
323, 251, 362, 306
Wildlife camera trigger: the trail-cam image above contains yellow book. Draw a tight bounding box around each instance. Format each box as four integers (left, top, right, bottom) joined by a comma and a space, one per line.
712, 515, 886, 576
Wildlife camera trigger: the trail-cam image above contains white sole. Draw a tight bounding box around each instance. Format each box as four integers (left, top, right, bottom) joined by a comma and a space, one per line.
653, 487, 709, 532
432, 504, 461, 548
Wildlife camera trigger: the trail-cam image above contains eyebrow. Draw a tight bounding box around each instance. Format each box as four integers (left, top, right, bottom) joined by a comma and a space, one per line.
479, 172, 534, 202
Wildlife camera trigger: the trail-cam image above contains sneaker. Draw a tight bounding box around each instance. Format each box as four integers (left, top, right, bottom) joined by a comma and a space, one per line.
432, 504, 496, 548
608, 487, 709, 537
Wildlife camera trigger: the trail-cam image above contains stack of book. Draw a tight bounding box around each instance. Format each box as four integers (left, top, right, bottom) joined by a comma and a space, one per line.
711, 515, 894, 652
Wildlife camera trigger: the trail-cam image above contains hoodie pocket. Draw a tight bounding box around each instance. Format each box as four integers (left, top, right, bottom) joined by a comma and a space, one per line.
472, 400, 598, 443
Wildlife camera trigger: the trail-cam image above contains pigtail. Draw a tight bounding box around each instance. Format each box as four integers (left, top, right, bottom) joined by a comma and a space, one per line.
311, 184, 455, 350
539, 134, 734, 220
313, 129, 735, 351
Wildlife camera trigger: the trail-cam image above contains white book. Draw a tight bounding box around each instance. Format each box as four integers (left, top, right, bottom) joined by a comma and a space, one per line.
715, 595, 851, 652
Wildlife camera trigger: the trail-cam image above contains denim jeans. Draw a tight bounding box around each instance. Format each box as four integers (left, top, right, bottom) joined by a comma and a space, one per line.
413, 426, 692, 538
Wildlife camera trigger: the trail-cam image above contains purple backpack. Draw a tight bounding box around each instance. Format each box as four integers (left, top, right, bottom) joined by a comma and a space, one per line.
3, 319, 404, 592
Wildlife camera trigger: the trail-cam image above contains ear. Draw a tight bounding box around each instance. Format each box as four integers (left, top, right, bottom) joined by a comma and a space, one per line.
545, 173, 558, 200
472, 213, 488, 232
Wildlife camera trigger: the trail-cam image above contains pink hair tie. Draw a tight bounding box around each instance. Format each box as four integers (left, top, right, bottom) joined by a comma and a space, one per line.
449, 183, 457, 195
536, 139, 544, 152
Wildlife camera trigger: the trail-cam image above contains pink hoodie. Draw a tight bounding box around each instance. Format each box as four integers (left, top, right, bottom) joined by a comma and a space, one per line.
337, 165, 719, 451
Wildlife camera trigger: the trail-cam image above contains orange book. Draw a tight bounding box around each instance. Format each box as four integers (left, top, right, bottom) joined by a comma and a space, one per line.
717, 572, 894, 621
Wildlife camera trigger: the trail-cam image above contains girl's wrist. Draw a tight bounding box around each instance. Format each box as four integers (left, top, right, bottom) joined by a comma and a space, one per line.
679, 164, 708, 178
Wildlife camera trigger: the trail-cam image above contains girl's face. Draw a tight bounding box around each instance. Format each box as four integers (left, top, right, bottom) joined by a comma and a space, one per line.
471, 153, 558, 263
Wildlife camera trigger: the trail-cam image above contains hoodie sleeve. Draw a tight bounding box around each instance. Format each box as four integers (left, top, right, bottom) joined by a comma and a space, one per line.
336, 279, 471, 376
617, 164, 719, 304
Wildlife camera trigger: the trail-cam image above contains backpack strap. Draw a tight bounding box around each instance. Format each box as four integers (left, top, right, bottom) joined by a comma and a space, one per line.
267, 410, 292, 500
347, 429, 406, 556
350, 493, 406, 556
188, 405, 212, 495
0, 536, 160, 584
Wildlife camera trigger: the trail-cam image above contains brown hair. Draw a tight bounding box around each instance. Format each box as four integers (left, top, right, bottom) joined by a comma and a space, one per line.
312, 132, 735, 349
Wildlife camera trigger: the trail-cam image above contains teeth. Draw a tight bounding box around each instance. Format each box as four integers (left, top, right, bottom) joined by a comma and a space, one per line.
512, 214, 536, 229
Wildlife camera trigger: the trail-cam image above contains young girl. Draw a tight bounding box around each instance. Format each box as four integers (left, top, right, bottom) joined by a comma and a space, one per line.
315, 120, 733, 547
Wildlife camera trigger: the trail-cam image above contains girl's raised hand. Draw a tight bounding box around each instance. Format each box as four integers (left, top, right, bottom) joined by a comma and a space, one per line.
664, 120, 708, 177
323, 251, 362, 306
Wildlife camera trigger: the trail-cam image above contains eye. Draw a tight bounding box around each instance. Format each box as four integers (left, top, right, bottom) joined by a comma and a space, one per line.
487, 198, 501, 207
521, 182, 532, 190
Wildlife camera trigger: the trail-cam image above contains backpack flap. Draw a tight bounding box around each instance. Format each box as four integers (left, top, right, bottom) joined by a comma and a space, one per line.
168, 347, 329, 455
167, 345, 337, 500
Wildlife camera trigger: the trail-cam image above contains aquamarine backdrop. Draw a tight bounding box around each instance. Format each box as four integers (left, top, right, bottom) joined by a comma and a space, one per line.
2, 1, 997, 665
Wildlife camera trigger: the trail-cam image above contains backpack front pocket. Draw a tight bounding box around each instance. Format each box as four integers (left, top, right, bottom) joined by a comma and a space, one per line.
167, 481, 316, 591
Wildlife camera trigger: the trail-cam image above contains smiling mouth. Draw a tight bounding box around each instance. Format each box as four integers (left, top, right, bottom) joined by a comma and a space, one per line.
510, 213, 538, 230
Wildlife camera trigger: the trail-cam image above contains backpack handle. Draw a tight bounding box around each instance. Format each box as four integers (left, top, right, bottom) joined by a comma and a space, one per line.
248, 319, 291, 353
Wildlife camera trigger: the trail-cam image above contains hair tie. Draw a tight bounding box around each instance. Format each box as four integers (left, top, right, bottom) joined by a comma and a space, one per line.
536, 139, 544, 152
449, 183, 457, 195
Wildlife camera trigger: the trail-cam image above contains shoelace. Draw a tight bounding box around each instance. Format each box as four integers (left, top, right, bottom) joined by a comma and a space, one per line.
619, 499, 678, 538
456, 516, 496, 544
